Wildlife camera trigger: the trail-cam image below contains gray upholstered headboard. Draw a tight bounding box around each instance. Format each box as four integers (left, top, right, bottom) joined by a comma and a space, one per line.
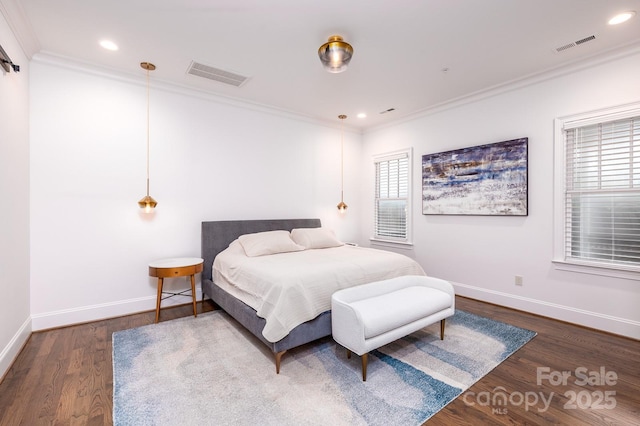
201, 218, 322, 281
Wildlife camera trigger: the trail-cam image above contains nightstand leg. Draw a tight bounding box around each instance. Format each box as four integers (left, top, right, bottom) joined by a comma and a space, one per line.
155, 277, 163, 323
190, 274, 197, 318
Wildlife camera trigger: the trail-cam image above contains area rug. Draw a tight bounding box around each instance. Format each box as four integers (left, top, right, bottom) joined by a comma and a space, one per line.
113, 310, 535, 425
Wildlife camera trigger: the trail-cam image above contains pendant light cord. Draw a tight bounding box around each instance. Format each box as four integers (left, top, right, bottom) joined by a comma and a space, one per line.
341, 121, 344, 201
137, 61, 157, 211
339, 114, 346, 202
145, 67, 151, 197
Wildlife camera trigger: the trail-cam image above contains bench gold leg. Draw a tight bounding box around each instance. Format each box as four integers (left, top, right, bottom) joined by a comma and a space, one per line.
440, 318, 446, 340
362, 353, 368, 381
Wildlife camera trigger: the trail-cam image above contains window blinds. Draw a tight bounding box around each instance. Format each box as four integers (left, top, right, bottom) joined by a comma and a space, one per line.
375, 153, 409, 240
565, 116, 640, 267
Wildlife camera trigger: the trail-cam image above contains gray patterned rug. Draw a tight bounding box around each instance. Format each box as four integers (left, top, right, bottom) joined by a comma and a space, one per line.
113, 309, 535, 425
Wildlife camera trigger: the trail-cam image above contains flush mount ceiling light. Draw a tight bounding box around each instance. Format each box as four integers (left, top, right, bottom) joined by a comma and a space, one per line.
608, 11, 636, 25
337, 114, 348, 213
318, 35, 353, 73
138, 61, 158, 213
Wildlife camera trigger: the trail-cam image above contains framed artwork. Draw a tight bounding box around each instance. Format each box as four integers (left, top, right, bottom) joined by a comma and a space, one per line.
422, 137, 528, 215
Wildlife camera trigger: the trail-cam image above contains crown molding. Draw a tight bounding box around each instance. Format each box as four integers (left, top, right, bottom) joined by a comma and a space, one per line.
367, 41, 640, 135
32, 51, 363, 134
0, 0, 40, 58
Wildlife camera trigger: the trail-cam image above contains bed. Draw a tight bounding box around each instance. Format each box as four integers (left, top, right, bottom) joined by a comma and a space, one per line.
201, 218, 425, 373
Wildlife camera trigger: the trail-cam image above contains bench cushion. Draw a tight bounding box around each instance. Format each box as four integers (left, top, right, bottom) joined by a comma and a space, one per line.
349, 286, 452, 339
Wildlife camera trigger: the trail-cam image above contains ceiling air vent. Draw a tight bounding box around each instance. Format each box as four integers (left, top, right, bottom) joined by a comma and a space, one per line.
187, 61, 249, 87
554, 34, 597, 53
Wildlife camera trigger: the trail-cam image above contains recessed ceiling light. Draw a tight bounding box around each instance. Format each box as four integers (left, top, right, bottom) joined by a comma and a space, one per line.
357, 113, 367, 119
99, 40, 119, 51
608, 11, 636, 25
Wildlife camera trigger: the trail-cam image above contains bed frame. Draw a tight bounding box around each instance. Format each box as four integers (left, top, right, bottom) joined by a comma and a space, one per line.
201, 218, 331, 373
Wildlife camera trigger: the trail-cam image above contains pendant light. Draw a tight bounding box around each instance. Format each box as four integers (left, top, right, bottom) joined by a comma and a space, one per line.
318, 35, 353, 73
337, 114, 348, 213
138, 61, 158, 213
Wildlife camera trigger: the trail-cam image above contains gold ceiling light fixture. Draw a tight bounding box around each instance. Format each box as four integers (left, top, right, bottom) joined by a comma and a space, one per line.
318, 35, 353, 73
337, 114, 348, 213
138, 61, 158, 213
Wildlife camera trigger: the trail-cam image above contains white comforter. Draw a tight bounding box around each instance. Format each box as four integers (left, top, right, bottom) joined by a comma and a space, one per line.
213, 240, 426, 342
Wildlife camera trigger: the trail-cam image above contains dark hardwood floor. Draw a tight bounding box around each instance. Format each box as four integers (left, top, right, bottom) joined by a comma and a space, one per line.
0, 297, 638, 425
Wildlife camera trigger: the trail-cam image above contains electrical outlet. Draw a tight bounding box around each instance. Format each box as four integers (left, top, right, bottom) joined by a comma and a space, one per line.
515, 275, 523, 286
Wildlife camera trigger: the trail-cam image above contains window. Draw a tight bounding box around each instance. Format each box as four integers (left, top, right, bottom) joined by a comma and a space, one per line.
373, 149, 412, 243
554, 103, 640, 276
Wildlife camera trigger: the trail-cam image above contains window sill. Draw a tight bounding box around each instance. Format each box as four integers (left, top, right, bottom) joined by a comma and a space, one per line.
369, 238, 414, 250
552, 259, 640, 281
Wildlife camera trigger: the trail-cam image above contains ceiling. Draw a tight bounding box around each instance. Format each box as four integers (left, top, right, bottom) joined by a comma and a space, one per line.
2, 0, 640, 130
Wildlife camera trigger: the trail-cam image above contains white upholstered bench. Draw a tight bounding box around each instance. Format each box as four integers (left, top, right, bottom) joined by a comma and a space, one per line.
331, 275, 455, 381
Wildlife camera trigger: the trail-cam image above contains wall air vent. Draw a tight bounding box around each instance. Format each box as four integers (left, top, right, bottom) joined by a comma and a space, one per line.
575, 35, 596, 45
187, 61, 249, 87
554, 34, 597, 53
379, 108, 396, 114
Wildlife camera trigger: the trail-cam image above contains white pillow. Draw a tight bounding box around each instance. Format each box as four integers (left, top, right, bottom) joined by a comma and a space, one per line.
291, 227, 344, 249
238, 230, 305, 257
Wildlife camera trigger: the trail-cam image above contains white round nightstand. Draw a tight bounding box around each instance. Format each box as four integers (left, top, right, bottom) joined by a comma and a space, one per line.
148, 257, 204, 323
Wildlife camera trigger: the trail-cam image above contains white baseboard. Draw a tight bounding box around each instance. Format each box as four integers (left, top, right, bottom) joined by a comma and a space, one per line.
453, 282, 640, 340
0, 316, 32, 381
26, 283, 640, 339
31, 288, 203, 331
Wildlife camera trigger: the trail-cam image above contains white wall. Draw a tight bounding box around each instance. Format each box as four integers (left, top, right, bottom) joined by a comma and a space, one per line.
29, 55, 362, 329
0, 11, 31, 378
362, 48, 640, 339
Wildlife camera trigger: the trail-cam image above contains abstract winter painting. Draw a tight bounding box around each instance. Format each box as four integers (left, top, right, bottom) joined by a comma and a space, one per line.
422, 138, 528, 215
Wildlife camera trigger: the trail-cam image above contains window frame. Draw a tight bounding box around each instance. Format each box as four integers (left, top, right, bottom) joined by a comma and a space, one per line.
553, 101, 640, 280
371, 148, 413, 246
